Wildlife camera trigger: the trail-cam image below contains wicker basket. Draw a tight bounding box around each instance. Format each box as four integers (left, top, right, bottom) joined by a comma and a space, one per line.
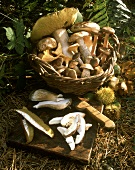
28, 52, 117, 95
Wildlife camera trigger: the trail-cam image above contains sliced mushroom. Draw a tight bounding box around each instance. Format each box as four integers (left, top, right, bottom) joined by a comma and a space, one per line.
33, 98, 72, 110
29, 89, 64, 102
61, 112, 85, 127
64, 114, 79, 137
49, 117, 63, 125
57, 127, 75, 150
75, 115, 86, 144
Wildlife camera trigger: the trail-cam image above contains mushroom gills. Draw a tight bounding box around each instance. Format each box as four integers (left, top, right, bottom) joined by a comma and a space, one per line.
61, 112, 85, 127
63, 114, 79, 137
33, 98, 72, 110
29, 89, 64, 102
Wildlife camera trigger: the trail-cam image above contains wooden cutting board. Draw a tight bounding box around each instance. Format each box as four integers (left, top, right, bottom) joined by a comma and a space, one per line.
7, 96, 101, 164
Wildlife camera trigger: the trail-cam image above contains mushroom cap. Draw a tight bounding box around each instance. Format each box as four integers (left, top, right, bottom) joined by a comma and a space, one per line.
31, 8, 78, 42
80, 63, 94, 70
68, 31, 89, 43
99, 47, 111, 56
70, 21, 100, 33
37, 37, 57, 52
102, 26, 115, 34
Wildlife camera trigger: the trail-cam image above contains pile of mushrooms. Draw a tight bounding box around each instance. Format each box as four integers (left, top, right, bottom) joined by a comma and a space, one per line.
31, 8, 119, 79
49, 112, 92, 150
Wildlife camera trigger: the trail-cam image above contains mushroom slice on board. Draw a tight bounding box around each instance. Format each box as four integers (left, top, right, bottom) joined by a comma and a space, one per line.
33, 98, 72, 110
57, 127, 75, 150
49, 117, 63, 125
29, 89, 64, 102
85, 123, 92, 131
15, 107, 54, 138
63, 114, 79, 137
75, 115, 86, 144
31, 8, 78, 42
21, 118, 34, 144
61, 112, 85, 127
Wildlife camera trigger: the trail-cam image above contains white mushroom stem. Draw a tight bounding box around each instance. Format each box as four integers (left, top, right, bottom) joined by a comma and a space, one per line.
52, 28, 73, 59
76, 38, 91, 62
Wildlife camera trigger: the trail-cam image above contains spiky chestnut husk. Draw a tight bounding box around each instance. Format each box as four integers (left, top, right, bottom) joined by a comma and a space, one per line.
96, 87, 115, 105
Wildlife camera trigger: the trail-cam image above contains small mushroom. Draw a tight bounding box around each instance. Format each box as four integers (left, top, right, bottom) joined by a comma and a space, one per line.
65, 68, 77, 79
69, 60, 81, 77
90, 57, 100, 68
80, 63, 94, 78
29, 89, 64, 102
102, 26, 115, 48
73, 53, 84, 65
68, 31, 90, 62
37, 37, 57, 52
42, 49, 59, 62
98, 47, 111, 64
68, 43, 79, 55
71, 22, 100, 57
51, 57, 64, 70
33, 98, 72, 110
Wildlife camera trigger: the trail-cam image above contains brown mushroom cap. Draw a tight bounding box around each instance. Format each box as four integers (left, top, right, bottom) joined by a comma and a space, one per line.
68, 31, 89, 43
70, 21, 100, 33
80, 63, 94, 70
37, 37, 57, 52
31, 8, 78, 42
102, 27, 115, 34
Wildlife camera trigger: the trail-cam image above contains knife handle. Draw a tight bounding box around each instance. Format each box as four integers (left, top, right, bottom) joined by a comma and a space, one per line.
86, 105, 115, 130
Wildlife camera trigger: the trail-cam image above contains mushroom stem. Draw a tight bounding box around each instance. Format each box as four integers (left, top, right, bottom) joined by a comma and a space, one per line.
52, 28, 73, 59
91, 33, 99, 56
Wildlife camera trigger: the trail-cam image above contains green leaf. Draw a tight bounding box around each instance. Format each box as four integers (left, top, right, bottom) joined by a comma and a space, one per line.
6, 41, 15, 50
14, 19, 25, 38
3, 27, 16, 41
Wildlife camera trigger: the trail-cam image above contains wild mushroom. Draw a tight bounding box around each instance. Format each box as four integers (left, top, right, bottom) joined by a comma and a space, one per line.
37, 37, 57, 52
68, 31, 91, 62
52, 28, 73, 63
80, 63, 94, 78
49, 117, 63, 125
71, 21, 100, 57
29, 89, 64, 102
68, 43, 80, 55
42, 49, 59, 62
102, 26, 115, 48
90, 57, 100, 68
83, 34, 93, 54
31, 8, 78, 42
33, 98, 72, 110
98, 47, 111, 65
65, 68, 77, 79
69, 60, 81, 77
